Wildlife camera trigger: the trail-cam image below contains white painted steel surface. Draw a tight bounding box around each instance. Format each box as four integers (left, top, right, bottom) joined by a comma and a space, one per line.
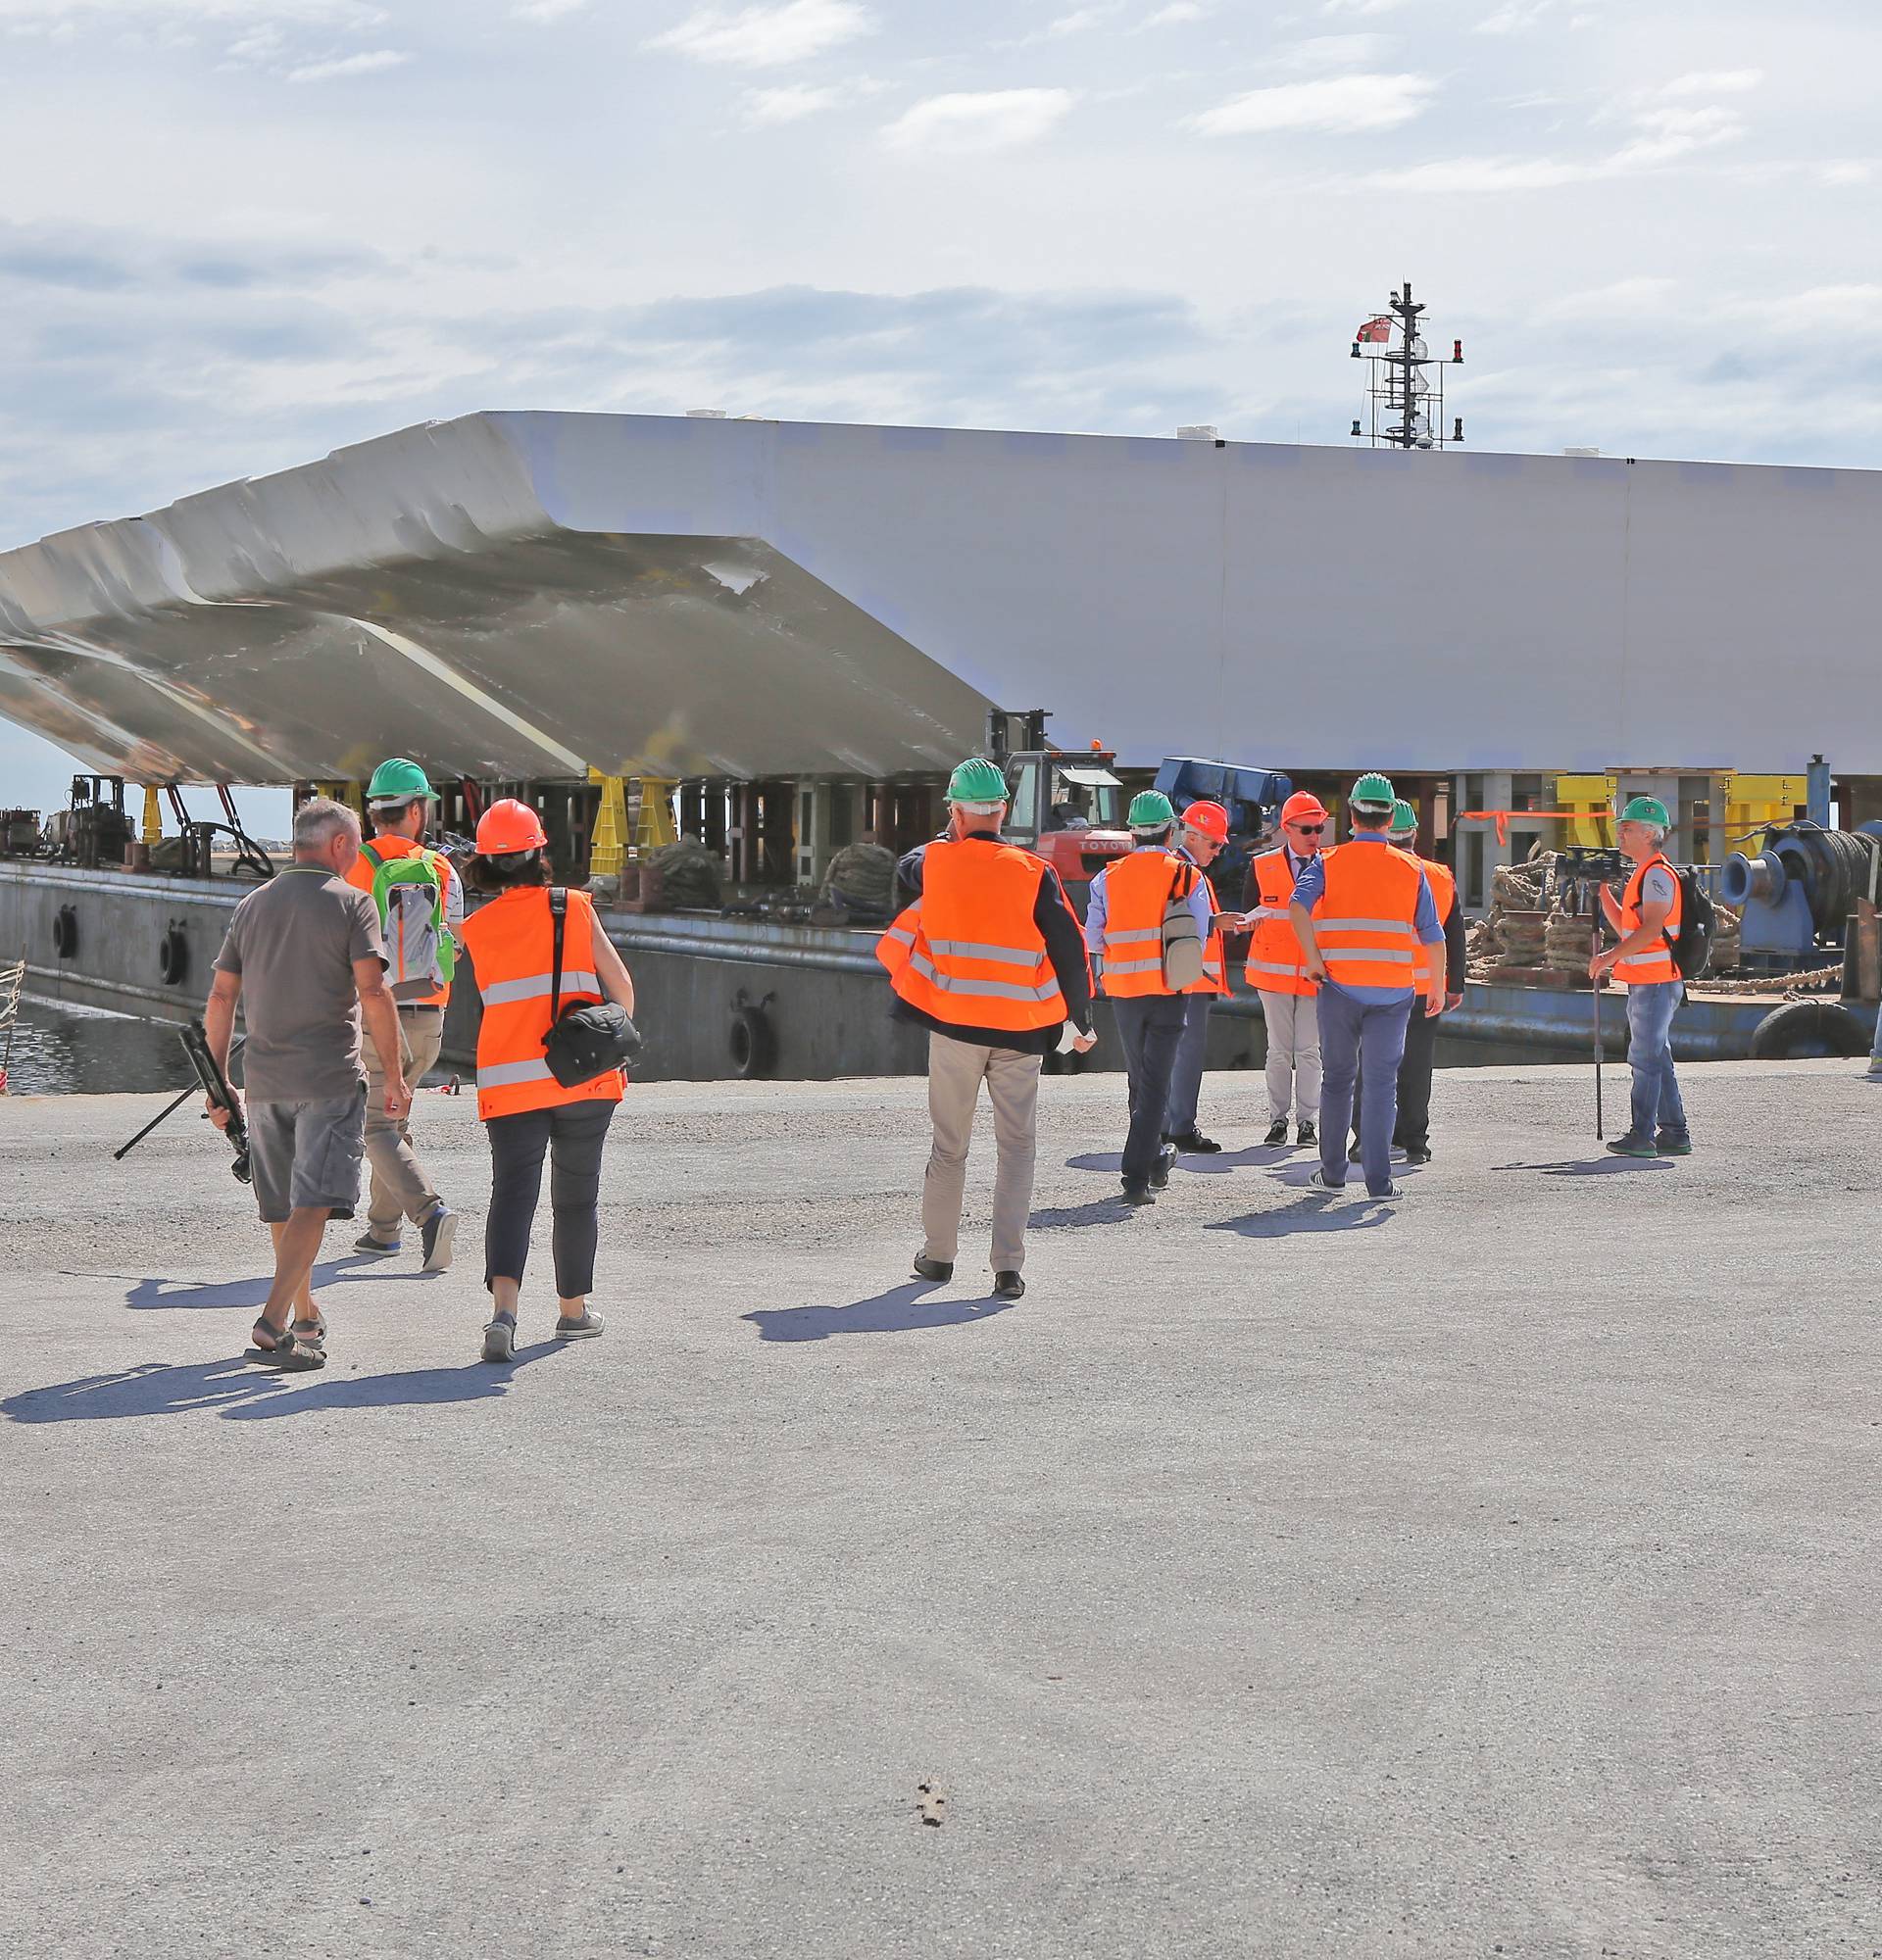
0, 411, 1873, 782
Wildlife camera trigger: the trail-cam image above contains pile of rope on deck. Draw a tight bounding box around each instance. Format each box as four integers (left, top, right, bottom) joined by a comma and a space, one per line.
0, 957, 24, 1094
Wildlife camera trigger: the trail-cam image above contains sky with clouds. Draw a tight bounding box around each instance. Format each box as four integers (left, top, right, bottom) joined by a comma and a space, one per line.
1, 0, 1877, 811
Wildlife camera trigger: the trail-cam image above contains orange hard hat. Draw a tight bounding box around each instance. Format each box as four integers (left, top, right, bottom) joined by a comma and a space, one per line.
1181, 800, 1230, 843
1280, 791, 1329, 826
475, 798, 548, 855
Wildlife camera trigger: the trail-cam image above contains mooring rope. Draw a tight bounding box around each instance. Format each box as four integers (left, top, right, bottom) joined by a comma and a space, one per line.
0, 957, 24, 1094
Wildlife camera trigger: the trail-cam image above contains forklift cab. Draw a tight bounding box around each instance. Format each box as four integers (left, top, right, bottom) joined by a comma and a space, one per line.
1004, 755, 1124, 845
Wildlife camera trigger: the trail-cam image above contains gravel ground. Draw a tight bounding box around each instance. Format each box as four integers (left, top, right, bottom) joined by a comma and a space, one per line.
1, 1059, 1877, 1959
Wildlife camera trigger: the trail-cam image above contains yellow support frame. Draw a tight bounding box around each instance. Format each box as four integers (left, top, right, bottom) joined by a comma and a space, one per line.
587, 769, 628, 879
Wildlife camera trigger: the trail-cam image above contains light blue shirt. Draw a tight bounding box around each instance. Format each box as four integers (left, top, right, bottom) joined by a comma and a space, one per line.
1085, 844, 1213, 971
1290, 834, 1443, 1005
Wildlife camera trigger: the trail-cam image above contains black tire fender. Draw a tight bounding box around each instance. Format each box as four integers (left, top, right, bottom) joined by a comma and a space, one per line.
1749, 999, 1869, 1060
729, 991, 776, 1079
158, 925, 189, 987
51, 905, 77, 959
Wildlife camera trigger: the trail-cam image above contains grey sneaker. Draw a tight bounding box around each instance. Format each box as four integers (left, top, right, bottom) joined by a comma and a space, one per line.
481, 1312, 517, 1364
555, 1308, 605, 1340
353, 1231, 400, 1256
420, 1204, 457, 1273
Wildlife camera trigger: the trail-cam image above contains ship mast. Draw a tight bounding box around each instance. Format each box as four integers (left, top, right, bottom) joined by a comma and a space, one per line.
1349, 280, 1463, 450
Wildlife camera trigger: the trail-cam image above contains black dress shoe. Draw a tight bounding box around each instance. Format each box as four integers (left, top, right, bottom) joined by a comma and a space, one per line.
1296, 1121, 1316, 1147
1404, 1146, 1432, 1165
1119, 1183, 1156, 1205
992, 1271, 1025, 1299
1348, 1142, 1363, 1164
1149, 1143, 1176, 1190
1263, 1119, 1290, 1147
912, 1254, 954, 1283
1167, 1129, 1223, 1153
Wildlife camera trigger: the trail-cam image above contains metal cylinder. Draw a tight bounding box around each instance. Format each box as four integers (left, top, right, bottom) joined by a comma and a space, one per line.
1720, 850, 1781, 909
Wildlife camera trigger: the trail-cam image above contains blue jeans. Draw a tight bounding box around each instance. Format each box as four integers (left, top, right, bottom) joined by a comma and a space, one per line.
1316, 983, 1412, 1196
1870, 1008, 1882, 1068
1625, 981, 1687, 1141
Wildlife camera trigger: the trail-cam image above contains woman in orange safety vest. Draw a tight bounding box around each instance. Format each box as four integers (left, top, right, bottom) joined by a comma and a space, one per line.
459, 798, 637, 1363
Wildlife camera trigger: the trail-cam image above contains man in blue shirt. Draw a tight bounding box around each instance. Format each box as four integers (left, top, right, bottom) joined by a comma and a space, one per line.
1289, 773, 1445, 1199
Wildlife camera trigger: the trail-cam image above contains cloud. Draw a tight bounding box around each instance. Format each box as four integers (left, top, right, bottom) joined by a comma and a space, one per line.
513, 0, 587, 18
646, 1, 872, 68
1270, 33, 1390, 71
283, 46, 408, 82
0, 0, 384, 23
1819, 160, 1875, 187
1657, 68, 1762, 98
1475, 0, 1559, 31
1138, 0, 1208, 23
739, 81, 842, 123
1191, 73, 1433, 136
883, 89, 1075, 156
1318, 0, 1406, 14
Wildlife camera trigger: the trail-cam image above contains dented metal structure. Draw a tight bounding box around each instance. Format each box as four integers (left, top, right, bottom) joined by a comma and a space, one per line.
1, 410, 1879, 786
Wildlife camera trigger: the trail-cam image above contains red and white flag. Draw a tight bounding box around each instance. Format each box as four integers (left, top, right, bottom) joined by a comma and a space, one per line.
1355, 316, 1393, 343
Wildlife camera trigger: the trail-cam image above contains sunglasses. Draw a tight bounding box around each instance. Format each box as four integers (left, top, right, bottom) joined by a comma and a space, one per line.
1288, 822, 1325, 836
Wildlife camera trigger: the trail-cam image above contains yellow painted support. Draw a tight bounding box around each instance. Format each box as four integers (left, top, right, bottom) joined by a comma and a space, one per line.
1723, 773, 1807, 848
588, 768, 628, 879
632, 777, 678, 854
140, 786, 164, 845
1556, 774, 1616, 848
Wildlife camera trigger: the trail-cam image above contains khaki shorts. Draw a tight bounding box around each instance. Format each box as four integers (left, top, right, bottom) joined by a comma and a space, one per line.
247, 1089, 368, 1224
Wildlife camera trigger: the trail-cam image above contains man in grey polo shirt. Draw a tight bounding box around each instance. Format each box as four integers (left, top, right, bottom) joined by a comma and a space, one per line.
204, 797, 410, 1370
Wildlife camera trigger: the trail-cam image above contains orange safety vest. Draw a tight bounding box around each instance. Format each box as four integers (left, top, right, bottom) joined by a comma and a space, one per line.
1183, 866, 1227, 996
1614, 854, 1683, 986
345, 834, 454, 1008
1245, 849, 1317, 997
1413, 857, 1457, 995
1095, 849, 1197, 999
460, 886, 625, 1120
1311, 841, 1425, 992
875, 838, 1073, 1031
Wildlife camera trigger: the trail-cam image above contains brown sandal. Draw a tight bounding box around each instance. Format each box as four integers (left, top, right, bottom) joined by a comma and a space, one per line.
248, 1320, 326, 1371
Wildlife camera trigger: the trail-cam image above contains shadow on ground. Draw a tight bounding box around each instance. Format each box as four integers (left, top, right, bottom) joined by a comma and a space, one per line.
2, 1344, 567, 1424
75, 1254, 443, 1313
1208, 1194, 1397, 1239
743, 1281, 1018, 1343
1490, 1158, 1671, 1177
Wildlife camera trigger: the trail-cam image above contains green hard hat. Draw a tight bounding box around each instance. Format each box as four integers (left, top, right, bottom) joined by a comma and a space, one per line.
1351, 771, 1396, 811
1127, 789, 1176, 829
367, 757, 438, 803
1618, 795, 1670, 828
1388, 799, 1417, 836
947, 757, 1009, 805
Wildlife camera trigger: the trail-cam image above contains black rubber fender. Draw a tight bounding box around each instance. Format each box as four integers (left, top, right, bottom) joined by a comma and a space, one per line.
728, 993, 776, 1079
1748, 999, 1869, 1060
158, 925, 189, 987
51, 905, 77, 959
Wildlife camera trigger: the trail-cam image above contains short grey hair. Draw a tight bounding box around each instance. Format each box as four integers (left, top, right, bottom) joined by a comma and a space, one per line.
294, 796, 360, 855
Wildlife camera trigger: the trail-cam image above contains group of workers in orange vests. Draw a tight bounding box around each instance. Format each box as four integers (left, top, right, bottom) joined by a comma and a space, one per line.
876, 760, 1470, 1298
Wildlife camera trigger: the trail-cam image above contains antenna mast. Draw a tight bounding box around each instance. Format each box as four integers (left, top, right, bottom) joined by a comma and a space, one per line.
1349, 280, 1464, 450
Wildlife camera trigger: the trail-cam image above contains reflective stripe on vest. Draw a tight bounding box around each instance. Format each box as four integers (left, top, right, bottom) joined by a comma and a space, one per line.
1614, 855, 1682, 985
874, 838, 1073, 1032
1245, 850, 1315, 997
1312, 843, 1425, 991
461, 886, 625, 1120
1097, 850, 1193, 998
1414, 858, 1457, 992
1184, 869, 1227, 996
478, 969, 602, 1006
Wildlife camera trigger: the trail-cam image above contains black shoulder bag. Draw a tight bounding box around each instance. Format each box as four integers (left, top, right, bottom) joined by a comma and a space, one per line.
542, 887, 645, 1088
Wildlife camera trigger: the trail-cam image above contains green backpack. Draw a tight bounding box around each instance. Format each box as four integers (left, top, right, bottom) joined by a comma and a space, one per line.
360, 842, 457, 999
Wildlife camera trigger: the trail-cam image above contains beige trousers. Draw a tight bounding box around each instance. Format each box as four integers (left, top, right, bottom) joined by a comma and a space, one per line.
921, 1031, 1042, 1274
1258, 988, 1321, 1124
361, 1006, 445, 1239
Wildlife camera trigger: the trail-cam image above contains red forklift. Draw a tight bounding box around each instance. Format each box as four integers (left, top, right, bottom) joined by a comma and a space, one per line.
987, 710, 1133, 913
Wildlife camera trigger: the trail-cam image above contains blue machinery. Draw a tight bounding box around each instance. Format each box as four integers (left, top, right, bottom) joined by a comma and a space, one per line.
1720, 820, 1882, 973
